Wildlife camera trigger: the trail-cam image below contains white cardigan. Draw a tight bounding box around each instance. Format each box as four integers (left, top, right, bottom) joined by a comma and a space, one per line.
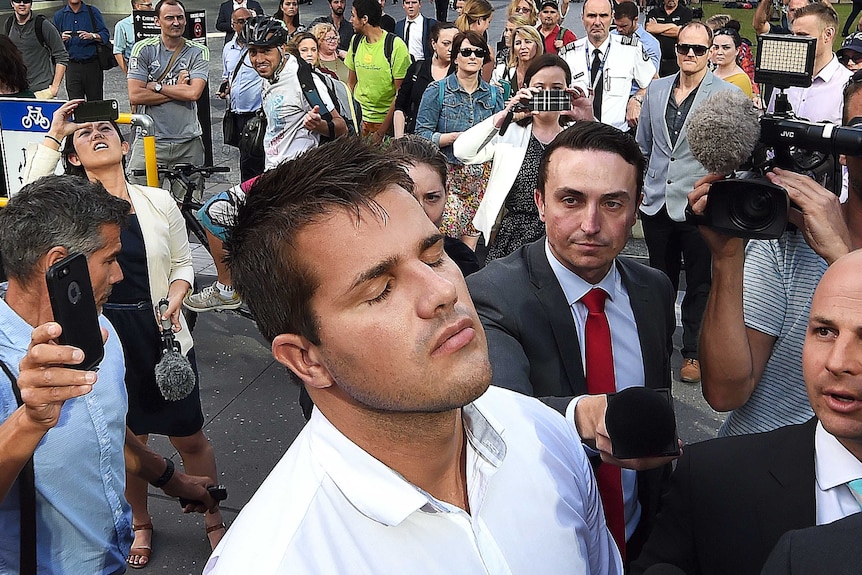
24, 144, 196, 354
453, 115, 533, 242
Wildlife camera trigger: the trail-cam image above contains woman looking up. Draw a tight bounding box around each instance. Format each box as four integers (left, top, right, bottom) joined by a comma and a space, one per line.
23, 100, 227, 569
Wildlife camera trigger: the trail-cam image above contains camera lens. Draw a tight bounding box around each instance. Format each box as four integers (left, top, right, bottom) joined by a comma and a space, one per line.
729, 189, 779, 232
67, 281, 81, 305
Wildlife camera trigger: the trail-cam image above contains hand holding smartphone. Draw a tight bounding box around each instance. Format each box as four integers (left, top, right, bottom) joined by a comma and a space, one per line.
45, 253, 104, 371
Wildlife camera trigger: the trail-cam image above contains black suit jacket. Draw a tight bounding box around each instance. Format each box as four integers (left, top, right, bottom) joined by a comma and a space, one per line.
216, 0, 265, 45
760, 511, 862, 575
631, 418, 819, 575
395, 16, 436, 60
466, 239, 676, 558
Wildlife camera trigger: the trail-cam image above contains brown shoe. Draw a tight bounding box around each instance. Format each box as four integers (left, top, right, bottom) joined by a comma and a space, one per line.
680, 358, 701, 383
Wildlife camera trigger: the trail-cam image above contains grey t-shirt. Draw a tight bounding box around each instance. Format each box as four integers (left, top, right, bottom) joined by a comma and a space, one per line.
128, 37, 209, 142
6, 15, 69, 91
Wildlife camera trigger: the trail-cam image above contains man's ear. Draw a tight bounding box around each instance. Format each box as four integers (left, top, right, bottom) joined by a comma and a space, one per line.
534, 188, 546, 221
43, 246, 70, 270
272, 334, 334, 389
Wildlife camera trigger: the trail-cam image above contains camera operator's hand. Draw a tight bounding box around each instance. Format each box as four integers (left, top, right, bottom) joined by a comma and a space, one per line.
766, 168, 852, 265
687, 173, 746, 259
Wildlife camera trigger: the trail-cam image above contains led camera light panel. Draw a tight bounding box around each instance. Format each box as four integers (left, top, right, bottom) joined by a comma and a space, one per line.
755, 34, 816, 88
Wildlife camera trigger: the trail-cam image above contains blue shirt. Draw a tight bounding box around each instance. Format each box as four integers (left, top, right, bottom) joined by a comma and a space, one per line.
0, 294, 132, 575
113, 14, 135, 61
223, 38, 264, 113
52, 3, 110, 62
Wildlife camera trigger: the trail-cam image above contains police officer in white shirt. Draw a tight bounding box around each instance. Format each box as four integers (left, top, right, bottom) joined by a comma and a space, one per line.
562, 0, 655, 132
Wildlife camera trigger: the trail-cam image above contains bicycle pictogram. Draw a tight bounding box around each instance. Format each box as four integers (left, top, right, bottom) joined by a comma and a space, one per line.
21, 106, 51, 130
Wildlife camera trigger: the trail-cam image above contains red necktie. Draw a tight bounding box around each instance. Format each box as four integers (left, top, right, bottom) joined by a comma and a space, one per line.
581, 288, 626, 560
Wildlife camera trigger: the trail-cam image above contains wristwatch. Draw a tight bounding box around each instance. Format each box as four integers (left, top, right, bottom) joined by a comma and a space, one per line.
154, 82, 163, 93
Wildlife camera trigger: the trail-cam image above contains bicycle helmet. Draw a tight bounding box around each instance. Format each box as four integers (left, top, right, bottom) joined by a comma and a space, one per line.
244, 16, 289, 48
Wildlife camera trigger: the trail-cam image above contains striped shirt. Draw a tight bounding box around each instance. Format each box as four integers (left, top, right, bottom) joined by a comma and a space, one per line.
719, 231, 825, 436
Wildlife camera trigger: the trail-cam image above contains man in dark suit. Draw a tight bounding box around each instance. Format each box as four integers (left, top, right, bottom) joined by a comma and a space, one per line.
630, 249, 862, 575
467, 121, 678, 563
760, 512, 862, 575
395, 0, 436, 60
216, 0, 264, 45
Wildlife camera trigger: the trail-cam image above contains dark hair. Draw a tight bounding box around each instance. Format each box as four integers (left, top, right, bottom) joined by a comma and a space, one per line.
227, 138, 413, 344
451, 30, 491, 73
537, 121, 645, 199
274, 0, 302, 29
388, 135, 449, 189
0, 175, 129, 284
613, 0, 639, 21
843, 69, 862, 123
713, 26, 741, 48
516, 54, 571, 127
154, 0, 186, 17
287, 31, 318, 62
353, 0, 382, 27
678, 20, 714, 45
60, 120, 126, 178
0, 36, 30, 94
430, 21, 456, 44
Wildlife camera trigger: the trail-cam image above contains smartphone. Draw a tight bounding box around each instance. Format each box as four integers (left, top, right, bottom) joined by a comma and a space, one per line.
73, 100, 120, 123
527, 89, 572, 112
45, 253, 104, 371
499, 79, 512, 101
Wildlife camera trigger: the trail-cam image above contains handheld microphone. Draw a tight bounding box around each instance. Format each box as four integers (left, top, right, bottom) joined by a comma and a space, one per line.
686, 89, 760, 176
154, 298, 196, 402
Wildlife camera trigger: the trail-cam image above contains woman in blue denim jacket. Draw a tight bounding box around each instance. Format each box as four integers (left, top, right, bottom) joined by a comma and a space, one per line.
415, 30, 503, 248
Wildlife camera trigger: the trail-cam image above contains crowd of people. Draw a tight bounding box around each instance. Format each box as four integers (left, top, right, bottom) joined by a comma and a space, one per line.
2, 0, 862, 572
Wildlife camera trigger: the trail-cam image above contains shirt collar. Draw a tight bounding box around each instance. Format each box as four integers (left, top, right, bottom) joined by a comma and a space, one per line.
589, 36, 611, 56
407, 14, 423, 23
815, 55, 842, 83
308, 397, 507, 526
544, 240, 620, 307
815, 420, 862, 491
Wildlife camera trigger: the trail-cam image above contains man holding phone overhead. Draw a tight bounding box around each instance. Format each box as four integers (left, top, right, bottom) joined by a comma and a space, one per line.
0, 175, 219, 574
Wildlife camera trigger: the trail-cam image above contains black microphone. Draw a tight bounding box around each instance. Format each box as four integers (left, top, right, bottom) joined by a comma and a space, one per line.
604, 387, 679, 459
153, 298, 196, 402
686, 89, 761, 176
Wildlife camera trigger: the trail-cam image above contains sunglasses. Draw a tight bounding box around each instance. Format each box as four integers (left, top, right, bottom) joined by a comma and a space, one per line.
839, 53, 862, 65
675, 43, 709, 56
233, 18, 248, 24
459, 48, 486, 58
514, 6, 532, 13
11, 0, 34, 4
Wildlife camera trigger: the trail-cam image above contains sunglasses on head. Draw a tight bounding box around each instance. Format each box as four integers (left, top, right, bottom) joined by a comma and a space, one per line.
12, 0, 34, 4
459, 47, 486, 58
675, 43, 709, 56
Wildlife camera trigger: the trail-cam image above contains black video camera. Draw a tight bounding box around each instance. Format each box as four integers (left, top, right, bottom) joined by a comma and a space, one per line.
695, 34, 862, 239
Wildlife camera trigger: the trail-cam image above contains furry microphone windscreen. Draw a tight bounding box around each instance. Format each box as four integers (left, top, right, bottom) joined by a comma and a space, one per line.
686, 89, 761, 176
155, 350, 196, 402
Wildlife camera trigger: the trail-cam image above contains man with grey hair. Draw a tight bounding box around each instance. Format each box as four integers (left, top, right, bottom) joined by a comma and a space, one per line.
0, 175, 219, 573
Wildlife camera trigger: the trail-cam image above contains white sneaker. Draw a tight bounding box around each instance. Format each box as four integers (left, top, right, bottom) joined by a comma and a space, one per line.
183, 282, 242, 312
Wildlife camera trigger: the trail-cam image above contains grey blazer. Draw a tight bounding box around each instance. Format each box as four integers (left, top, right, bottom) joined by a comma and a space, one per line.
636, 71, 740, 221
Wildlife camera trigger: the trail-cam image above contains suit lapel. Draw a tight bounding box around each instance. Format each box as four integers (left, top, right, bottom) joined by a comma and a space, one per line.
617, 259, 659, 389
658, 75, 676, 147
675, 72, 714, 152
526, 242, 585, 396
756, 418, 818, 548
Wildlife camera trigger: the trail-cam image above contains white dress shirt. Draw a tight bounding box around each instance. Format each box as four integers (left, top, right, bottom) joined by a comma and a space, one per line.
405, 14, 425, 61
547, 243, 646, 541
815, 421, 862, 525
564, 35, 656, 132
205, 386, 623, 574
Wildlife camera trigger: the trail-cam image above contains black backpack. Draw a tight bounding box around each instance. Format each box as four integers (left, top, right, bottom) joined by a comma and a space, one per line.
296, 58, 359, 140
4, 14, 52, 62
349, 31, 396, 80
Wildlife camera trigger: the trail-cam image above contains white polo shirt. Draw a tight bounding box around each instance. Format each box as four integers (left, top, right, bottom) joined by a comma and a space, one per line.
563, 35, 656, 132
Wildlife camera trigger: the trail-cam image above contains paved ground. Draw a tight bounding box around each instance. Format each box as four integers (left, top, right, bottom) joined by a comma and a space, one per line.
1, 1, 725, 572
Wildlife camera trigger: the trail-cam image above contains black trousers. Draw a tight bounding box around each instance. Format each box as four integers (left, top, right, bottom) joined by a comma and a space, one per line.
640, 206, 711, 359
66, 58, 103, 100
231, 111, 265, 181
435, 0, 449, 23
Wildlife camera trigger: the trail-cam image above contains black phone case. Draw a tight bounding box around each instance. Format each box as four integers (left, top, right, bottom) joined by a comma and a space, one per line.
74, 100, 120, 123
45, 253, 104, 371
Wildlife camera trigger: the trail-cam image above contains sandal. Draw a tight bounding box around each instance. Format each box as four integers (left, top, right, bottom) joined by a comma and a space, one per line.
127, 523, 153, 569
206, 522, 227, 550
